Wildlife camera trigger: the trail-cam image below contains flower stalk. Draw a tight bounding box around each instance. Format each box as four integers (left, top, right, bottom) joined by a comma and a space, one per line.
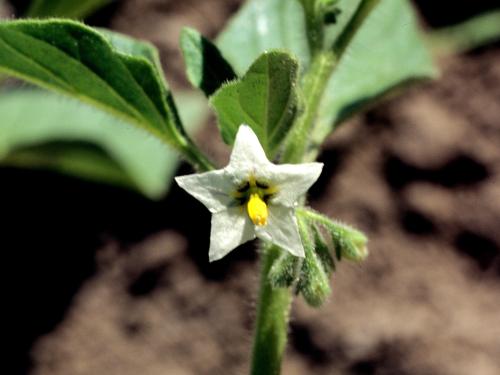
249, 2, 380, 372
251, 244, 292, 375
176, 3, 380, 374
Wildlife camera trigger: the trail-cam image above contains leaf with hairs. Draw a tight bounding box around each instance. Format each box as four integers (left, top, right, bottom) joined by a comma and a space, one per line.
210, 51, 299, 158
0, 20, 184, 150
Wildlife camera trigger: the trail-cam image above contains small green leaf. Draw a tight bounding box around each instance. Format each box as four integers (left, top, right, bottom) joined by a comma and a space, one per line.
210, 51, 299, 158
180, 27, 237, 97
26, 0, 113, 19
0, 20, 183, 151
0, 90, 207, 199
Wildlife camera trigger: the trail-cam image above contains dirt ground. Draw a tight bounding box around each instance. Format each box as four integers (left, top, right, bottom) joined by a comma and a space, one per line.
3, 1, 500, 374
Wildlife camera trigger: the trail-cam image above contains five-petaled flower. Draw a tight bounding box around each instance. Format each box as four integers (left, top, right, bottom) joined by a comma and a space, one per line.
175, 125, 323, 262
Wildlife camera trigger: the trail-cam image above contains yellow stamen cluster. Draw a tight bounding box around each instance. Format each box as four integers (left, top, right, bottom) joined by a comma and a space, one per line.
233, 176, 276, 226
247, 193, 268, 226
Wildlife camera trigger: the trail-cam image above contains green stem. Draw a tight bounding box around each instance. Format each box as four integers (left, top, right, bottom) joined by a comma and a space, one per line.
299, 0, 325, 54
332, 0, 381, 57
251, 244, 292, 375
250, 2, 382, 373
282, 50, 336, 164
282, 0, 381, 164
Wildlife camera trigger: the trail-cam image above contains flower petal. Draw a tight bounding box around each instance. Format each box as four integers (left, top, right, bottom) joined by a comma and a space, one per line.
226, 124, 270, 177
175, 170, 234, 213
269, 162, 323, 206
209, 207, 256, 262
256, 205, 305, 257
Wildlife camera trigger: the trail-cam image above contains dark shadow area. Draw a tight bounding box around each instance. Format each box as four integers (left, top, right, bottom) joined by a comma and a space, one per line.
2, 168, 109, 375
7, 0, 31, 15
8, 0, 121, 26
413, 0, 500, 28
348, 341, 411, 375
383, 153, 489, 191
2, 163, 255, 374
467, 39, 500, 57
454, 230, 499, 271
196, 33, 237, 96
308, 145, 347, 200
290, 322, 333, 366
122, 319, 145, 337
400, 207, 436, 236
85, 1, 123, 27
127, 262, 171, 297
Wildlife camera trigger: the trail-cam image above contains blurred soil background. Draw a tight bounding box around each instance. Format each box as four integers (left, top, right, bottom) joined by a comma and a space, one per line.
2, 0, 500, 374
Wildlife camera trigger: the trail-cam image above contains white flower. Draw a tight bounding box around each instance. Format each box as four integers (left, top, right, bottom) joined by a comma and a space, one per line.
175, 125, 323, 262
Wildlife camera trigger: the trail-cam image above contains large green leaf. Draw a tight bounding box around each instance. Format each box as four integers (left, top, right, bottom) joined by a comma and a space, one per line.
0, 90, 208, 199
3, 141, 137, 190
180, 27, 237, 97
313, 0, 436, 141
216, 0, 310, 75
0, 20, 181, 149
217, 0, 435, 143
26, 0, 113, 19
210, 51, 299, 158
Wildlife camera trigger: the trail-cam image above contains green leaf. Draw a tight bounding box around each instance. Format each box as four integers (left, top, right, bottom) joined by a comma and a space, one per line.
3, 141, 136, 189
180, 27, 237, 97
210, 51, 299, 158
218, 0, 435, 144
26, 0, 113, 19
0, 90, 208, 199
0, 20, 183, 151
216, 0, 310, 75
313, 0, 436, 141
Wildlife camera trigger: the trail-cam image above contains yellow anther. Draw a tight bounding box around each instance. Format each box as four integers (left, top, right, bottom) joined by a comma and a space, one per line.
247, 193, 268, 226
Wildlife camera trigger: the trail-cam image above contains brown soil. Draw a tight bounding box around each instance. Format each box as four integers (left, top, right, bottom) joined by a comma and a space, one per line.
3, 1, 500, 375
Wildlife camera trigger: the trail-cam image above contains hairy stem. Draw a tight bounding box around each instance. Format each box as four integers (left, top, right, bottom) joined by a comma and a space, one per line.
299, 0, 325, 53
250, 2, 382, 373
281, 50, 336, 164
251, 244, 292, 375
282, 0, 381, 164
332, 0, 381, 57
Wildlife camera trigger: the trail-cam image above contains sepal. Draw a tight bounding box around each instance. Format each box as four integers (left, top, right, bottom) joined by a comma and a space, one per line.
269, 251, 299, 288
